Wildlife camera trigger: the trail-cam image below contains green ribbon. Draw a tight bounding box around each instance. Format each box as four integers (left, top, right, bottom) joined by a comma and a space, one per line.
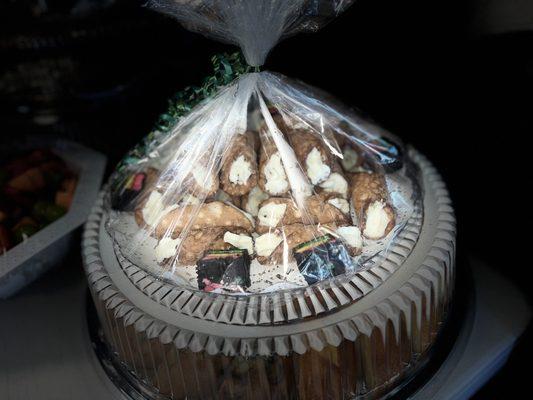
118, 52, 256, 171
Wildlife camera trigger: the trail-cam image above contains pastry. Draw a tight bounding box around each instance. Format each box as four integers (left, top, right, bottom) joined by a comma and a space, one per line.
350, 172, 396, 240
220, 131, 258, 196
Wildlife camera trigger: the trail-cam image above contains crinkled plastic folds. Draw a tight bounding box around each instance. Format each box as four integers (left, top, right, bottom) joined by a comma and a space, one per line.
148, 0, 355, 66
106, 1, 419, 296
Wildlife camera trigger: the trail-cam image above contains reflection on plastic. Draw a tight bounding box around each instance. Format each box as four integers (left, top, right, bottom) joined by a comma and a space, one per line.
104, 0, 419, 297
106, 72, 417, 296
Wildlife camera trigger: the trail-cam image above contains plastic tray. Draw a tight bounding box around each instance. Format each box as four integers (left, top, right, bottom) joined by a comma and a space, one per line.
0, 136, 106, 298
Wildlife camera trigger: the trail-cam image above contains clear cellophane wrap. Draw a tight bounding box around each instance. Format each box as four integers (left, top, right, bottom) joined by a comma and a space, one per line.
106, 71, 418, 295
147, 0, 356, 66
106, 0, 419, 295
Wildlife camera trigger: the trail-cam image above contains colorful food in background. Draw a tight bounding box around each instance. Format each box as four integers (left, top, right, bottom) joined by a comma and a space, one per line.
0, 149, 77, 253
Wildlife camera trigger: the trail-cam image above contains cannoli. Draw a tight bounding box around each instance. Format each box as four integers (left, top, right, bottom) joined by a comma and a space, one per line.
289, 129, 332, 185
220, 131, 258, 196
153, 228, 226, 265
187, 161, 219, 197
340, 145, 364, 173
241, 186, 269, 217
258, 132, 290, 196
255, 224, 319, 264
334, 226, 363, 256
154, 201, 254, 238
223, 231, 254, 255
336, 120, 372, 173
306, 194, 351, 225
255, 196, 349, 233
176, 228, 228, 264
261, 106, 288, 133
154, 236, 183, 264
134, 190, 178, 229
134, 189, 205, 230
350, 172, 396, 240
249, 130, 261, 152
255, 222, 362, 265
324, 196, 350, 215
196, 249, 251, 292
256, 197, 300, 232
214, 189, 242, 208
179, 193, 202, 206
164, 149, 219, 198
155, 227, 253, 265
318, 163, 349, 198
254, 231, 284, 259
294, 235, 355, 285
315, 189, 350, 216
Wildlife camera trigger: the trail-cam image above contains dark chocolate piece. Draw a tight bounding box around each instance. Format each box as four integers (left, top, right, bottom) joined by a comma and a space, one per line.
196, 249, 251, 292
294, 235, 354, 285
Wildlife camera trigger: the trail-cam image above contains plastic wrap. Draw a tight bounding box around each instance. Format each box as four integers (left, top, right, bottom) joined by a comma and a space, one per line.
104, 0, 419, 296
106, 71, 418, 296
148, 0, 355, 66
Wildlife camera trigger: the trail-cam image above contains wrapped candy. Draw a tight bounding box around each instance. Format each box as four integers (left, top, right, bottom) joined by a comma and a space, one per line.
105, 0, 419, 295
294, 235, 355, 285
197, 249, 251, 292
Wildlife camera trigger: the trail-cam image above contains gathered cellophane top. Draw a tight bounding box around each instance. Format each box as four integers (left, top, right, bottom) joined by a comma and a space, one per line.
147, 0, 356, 67
106, 70, 419, 297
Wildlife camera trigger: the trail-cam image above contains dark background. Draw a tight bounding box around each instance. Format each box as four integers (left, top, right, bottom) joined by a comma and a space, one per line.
1, 0, 530, 398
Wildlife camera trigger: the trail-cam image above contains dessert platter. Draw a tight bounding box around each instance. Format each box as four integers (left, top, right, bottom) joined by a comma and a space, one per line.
83, 85, 455, 399
82, 1, 456, 399
107, 107, 418, 296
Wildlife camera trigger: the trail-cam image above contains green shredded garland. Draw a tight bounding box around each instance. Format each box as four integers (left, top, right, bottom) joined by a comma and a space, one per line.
118, 52, 255, 170
155, 52, 256, 133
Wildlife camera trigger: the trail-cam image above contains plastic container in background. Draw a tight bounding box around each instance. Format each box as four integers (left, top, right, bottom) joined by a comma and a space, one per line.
0, 136, 106, 298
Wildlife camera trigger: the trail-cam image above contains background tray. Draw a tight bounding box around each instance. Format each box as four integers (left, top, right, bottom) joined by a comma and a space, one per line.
0, 136, 106, 298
